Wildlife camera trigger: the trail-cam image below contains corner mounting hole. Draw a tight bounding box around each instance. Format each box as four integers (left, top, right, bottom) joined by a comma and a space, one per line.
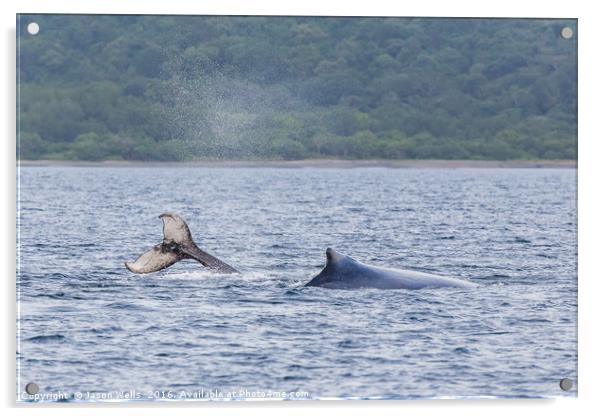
559, 378, 573, 391
27, 22, 40, 35
560, 26, 573, 40
25, 382, 39, 395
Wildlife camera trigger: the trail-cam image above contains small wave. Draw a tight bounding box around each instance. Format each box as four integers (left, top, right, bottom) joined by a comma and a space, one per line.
518, 318, 552, 323
269, 243, 289, 249
49, 272, 71, 279
32, 292, 87, 300
283, 375, 309, 381
468, 331, 512, 336
88, 326, 123, 334
236, 298, 285, 305
25, 334, 66, 343
284, 288, 304, 296
473, 274, 510, 282
105, 301, 148, 310
513, 237, 532, 244
34, 291, 67, 298
337, 339, 361, 349
459, 264, 484, 269
69, 242, 97, 248
453, 347, 474, 354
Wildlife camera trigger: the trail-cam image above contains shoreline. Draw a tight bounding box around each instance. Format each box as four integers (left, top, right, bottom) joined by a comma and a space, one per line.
17, 159, 576, 169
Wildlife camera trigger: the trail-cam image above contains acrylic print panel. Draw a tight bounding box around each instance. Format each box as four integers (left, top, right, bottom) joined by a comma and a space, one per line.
16, 14, 577, 402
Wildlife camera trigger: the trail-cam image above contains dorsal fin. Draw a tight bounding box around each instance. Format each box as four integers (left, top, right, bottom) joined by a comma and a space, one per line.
326, 247, 344, 265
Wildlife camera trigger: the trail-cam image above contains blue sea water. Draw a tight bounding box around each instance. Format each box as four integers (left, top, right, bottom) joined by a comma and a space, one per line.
16, 166, 577, 401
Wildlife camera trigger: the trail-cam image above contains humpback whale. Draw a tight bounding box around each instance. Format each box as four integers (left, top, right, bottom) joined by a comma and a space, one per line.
125, 213, 238, 274
125, 214, 477, 289
305, 248, 478, 290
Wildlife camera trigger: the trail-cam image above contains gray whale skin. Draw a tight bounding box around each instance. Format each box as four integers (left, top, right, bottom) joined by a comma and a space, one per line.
125, 214, 478, 290
305, 248, 478, 290
125, 213, 238, 274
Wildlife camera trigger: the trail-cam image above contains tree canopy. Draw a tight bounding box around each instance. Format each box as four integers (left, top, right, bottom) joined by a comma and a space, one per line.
17, 15, 577, 161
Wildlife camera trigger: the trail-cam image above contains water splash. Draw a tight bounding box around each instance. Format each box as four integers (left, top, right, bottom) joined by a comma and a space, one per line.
160, 55, 306, 160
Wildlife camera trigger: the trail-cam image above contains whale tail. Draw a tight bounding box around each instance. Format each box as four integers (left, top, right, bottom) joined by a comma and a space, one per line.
125, 213, 238, 274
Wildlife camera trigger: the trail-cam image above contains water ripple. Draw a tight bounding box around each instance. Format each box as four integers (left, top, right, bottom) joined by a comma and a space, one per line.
17, 167, 577, 400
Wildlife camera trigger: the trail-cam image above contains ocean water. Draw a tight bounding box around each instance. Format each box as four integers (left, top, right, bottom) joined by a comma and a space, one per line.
16, 166, 577, 401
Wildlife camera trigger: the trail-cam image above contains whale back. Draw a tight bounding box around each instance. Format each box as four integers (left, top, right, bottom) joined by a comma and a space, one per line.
305, 248, 477, 290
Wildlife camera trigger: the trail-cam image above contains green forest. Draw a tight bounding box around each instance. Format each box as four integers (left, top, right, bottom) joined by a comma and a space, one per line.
17, 15, 577, 161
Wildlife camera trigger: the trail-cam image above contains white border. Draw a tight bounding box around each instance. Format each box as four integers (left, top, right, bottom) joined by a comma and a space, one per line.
3, 1, 601, 415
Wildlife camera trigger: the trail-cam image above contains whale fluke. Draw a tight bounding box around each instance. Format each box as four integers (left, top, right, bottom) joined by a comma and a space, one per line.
125, 213, 238, 274
124, 243, 182, 274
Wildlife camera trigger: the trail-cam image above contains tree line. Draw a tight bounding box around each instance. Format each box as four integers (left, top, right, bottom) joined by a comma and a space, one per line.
17, 15, 577, 160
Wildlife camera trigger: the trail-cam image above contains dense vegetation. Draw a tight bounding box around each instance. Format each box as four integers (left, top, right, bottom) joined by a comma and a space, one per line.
17, 15, 577, 161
